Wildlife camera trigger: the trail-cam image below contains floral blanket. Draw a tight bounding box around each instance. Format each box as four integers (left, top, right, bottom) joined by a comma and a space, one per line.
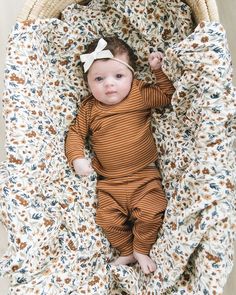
0, 1, 235, 294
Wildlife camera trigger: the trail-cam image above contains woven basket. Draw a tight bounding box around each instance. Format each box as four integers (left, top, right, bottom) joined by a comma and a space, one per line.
17, 0, 219, 23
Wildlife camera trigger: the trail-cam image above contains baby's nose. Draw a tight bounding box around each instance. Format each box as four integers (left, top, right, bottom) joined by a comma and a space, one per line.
105, 77, 115, 86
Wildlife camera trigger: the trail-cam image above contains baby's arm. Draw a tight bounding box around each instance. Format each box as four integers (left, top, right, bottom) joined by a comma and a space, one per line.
65, 98, 94, 176
140, 51, 175, 108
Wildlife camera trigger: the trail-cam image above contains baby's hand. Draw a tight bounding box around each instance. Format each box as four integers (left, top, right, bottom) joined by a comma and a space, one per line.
72, 158, 94, 176
148, 51, 164, 70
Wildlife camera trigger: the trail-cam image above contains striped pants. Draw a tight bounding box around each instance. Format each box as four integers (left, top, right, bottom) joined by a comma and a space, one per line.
96, 166, 167, 256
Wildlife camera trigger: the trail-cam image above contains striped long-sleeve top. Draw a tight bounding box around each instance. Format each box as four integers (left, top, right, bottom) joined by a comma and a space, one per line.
65, 69, 175, 178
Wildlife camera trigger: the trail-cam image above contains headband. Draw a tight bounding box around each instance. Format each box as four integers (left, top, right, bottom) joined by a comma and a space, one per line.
80, 38, 134, 73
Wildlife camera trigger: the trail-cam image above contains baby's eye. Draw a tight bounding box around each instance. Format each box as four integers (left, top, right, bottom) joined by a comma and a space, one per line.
116, 74, 123, 79
95, 76, 103, 82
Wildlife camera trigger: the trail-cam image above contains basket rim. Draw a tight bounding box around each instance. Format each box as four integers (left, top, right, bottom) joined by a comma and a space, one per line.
17, 0, 219, 23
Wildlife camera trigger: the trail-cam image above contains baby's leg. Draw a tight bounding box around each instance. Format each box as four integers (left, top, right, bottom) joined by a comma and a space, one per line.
133, 251, 156, 274
96, 179, 134, 264
130, 168, 167, 274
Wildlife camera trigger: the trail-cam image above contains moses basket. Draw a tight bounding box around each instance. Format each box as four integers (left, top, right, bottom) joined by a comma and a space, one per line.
0, 0, 235, 294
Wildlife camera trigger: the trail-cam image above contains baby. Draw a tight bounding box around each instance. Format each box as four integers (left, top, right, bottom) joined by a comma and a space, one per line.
65, 36, 175, 274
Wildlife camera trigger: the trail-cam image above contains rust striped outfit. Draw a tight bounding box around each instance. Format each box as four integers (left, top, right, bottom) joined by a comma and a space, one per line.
66, 68, 175, 255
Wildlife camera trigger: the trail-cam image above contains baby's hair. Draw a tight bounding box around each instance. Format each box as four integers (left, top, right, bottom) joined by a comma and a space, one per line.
82, 36, 137, 80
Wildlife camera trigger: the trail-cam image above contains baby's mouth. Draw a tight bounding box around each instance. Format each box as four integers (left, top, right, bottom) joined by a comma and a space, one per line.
106, 91, 116, 95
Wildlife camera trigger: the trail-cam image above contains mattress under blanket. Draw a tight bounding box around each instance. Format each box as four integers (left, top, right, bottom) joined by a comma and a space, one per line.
0, 1, 235, 294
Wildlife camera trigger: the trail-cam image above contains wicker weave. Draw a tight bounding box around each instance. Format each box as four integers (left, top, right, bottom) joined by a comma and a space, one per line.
17, 0, 219, 23
182, 0, 219, 23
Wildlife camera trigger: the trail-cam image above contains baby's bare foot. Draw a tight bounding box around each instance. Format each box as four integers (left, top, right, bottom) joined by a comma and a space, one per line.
133, 251, 156, 274
111, 254, 136, 266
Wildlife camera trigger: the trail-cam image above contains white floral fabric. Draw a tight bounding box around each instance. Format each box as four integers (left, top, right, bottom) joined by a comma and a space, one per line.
0, 1, 235, 294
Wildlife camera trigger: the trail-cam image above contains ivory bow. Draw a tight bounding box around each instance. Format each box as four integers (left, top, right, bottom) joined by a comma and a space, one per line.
80, 38, 113, 73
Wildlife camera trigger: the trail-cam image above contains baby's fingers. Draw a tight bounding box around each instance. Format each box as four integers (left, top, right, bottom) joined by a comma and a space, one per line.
148, 52, 158, 62
155, 52, 164, 62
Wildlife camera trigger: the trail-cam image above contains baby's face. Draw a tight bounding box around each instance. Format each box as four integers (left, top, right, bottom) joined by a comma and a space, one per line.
87, 53, 133, 105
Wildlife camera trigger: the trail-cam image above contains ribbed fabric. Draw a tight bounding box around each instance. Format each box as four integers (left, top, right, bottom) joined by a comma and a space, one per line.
65, 68, 175, 178
96, 166, 167, 255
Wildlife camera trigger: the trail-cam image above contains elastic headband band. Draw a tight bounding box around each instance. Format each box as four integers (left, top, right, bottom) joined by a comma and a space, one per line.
80, 38, 134, 73
111, 57, 134, 73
